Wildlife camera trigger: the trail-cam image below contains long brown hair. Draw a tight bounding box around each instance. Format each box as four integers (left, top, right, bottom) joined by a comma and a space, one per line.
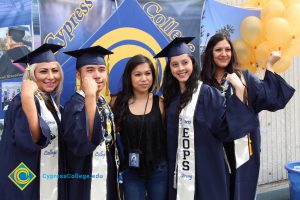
200, 33, 243, 87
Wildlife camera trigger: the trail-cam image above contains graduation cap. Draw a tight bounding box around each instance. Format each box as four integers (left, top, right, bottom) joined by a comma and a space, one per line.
64, 46, 113, 70
154, 37, 195, 58
13, 43, 63, 65
8, 26, 29, 43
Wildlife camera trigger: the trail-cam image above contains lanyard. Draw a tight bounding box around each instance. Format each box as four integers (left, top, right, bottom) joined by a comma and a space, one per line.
126, 93, 149, 150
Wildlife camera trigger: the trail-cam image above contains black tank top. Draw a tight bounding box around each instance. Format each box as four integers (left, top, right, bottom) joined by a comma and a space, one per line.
120, 95, 166, 177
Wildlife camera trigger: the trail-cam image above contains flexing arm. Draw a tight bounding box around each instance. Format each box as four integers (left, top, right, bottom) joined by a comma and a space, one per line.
21, 80, 41, 143
226, 73, 246, 102
81, 77, 98, 141
266, 50, 281, 73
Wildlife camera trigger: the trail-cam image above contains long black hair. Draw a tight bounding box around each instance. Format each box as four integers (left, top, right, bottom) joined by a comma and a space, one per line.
112, 54, 156, 132
162, 54, 200, 112
200, 33, 241, 87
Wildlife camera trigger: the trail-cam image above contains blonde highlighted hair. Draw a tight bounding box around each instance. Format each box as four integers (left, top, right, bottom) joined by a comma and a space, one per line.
22, 61, 64, 105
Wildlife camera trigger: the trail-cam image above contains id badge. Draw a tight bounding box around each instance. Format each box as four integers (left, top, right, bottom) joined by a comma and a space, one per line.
129, 151, 140, 168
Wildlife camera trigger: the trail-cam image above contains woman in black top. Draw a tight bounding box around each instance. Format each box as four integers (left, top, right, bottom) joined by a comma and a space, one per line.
111, 54, 167, 200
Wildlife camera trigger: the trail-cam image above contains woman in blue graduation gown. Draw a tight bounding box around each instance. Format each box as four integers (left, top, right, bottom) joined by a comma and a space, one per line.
0, 43, 67, 200
62, 46, 118, 200
155, 37, 256, 200
200, 33, 295, 200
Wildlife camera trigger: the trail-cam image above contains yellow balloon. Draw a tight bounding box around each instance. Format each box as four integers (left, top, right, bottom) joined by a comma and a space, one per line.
232, 40, 254, 65
240, 16, 264, 48
255, 42, 271, 69
242, 62, 257, 73
284, 4, 300, 36
282, 0, 300, 7
273, 55, 291, 73
240, 0, 260, 7
260, 0, 286, 23
265, 17, 291, 50
286, 37, 300, 56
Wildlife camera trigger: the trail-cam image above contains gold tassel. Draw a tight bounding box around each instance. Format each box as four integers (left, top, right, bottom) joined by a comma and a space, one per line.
25, 63, 31, 80
105, 55, 110, 96
76, 78, 81, 91
248, 133, 253, 156
154, 59, 160, 93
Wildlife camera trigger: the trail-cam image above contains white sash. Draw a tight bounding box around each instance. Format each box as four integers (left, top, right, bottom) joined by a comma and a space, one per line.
38, 95, 60, 200
91, 143, 107, 200
175, 81, 202, 200
234, 135, 251, 168
76, 90, 108, 200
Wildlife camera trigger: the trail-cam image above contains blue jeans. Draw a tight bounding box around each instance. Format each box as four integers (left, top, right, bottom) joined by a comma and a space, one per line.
122, 161, 168, 200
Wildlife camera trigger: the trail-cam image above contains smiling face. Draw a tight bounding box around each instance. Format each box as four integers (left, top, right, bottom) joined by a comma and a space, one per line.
77, 65, 107, 92
34, 62, 62, 94
169, 53, 193, 89
131, 62, 153, 94
213, 39, 232, 69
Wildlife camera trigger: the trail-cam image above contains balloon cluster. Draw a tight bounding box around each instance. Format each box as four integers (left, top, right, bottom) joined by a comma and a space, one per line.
234, 0, 300, 73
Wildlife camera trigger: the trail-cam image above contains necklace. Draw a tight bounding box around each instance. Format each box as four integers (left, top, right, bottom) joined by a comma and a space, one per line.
96, 96, 115, 151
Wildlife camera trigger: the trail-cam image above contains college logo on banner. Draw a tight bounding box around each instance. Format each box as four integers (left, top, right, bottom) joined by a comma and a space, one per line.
62, 0, 169, 100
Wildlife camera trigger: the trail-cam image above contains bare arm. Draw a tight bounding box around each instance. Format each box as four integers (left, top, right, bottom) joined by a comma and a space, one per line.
266, 50, 281, 73
21, 80, 40, 143
226, 73, 246, 102
159, 96, 165, 120
109, 95, 117, 108
81, 77, 98, 141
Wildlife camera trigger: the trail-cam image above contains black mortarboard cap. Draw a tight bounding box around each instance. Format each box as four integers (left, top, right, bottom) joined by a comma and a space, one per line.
154, 37, 195, 58
64, 46, 113, 70
8, 26, 29, 42
13, 43, 63, 65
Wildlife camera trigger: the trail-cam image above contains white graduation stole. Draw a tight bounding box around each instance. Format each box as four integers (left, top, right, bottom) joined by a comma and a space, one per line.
234, 73, 252, 168
175, 81, 202, 200
234, 134, 251, 168
91, 142, 108, 200
76, 90, 108, 200
38, 95, 60, 200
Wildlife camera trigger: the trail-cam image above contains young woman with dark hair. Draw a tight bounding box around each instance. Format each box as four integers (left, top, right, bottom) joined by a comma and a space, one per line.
111, 54, 167, 200
200, 33, 295, 200
156, 37, 256, 200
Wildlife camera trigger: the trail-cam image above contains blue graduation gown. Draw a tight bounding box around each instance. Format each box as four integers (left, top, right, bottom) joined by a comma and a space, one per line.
62, 93, 118, 200
166, 84, 256, 200
230, 70, 295, 200
0, 94, 67, 200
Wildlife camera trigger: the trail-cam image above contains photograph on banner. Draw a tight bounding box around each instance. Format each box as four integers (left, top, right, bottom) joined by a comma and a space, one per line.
0, 0, 32, 28
1, 82, 21, 111
0, 25, 32, 80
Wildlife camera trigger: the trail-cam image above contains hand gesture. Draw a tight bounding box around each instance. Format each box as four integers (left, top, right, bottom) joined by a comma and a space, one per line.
225, 73, 244, 90
81, 77, 98, 97
21, 80, 38, 98
226, 73, 245, 102
266, 51, 281, 72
